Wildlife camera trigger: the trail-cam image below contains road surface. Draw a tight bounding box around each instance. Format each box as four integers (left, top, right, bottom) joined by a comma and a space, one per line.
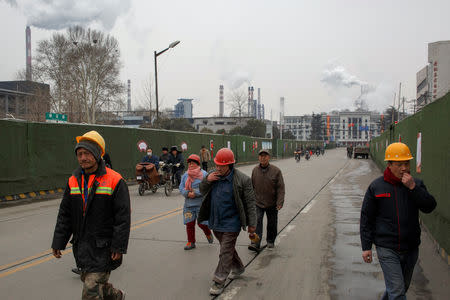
0, 149, 448, 299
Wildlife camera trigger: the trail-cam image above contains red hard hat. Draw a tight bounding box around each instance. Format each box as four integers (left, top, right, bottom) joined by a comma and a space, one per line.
187, 154, 201, 165
214, 148, 235, 165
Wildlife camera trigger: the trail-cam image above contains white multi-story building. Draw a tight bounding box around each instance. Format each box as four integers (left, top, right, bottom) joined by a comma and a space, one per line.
284, 111, 381, 145
416, 40, 450, 111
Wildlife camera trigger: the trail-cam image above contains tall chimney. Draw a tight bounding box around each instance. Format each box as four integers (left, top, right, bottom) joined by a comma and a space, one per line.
248, 87, 251, 116
280, 97, 285, 139
26, 26, 32, 81
250, 87, 254, 117
127, 79, 131, 111
219, 85, 224, 117
257, 88, 261, 119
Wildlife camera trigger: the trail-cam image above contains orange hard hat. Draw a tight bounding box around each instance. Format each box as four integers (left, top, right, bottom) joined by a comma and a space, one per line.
384, 142, 413, 161
214, 148, 235, 165
187, 154, 201, 165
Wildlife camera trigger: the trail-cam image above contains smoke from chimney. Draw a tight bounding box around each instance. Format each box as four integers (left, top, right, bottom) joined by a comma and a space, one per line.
25, 26, 31, 81
219, 85, 224, 117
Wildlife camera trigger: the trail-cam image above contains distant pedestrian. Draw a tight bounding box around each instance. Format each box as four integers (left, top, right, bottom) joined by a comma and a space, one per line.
142, 147, 160, 170
51, 131, 130, 300
159, 147, 170, 163
198, 148, 257, 296
179, 154, 213, 250
199, 145, 211, 171
168, 146, 185, 186
249, 149, 285, 252
360, 142, 436, 300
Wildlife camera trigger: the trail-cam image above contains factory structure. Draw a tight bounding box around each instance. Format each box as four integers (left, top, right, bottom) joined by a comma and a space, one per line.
1, 26, 50, 121
416, 40, 450, 111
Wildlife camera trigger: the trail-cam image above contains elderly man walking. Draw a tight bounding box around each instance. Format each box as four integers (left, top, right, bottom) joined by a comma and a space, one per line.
360, 142, 436, 300
198, 148, 257, 296
248, 149, 285, 252
51, 131, 130, 300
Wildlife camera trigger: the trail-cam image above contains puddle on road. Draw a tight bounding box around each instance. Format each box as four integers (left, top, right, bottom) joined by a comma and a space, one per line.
327, 161, 433, 299
328, 162, 385, 299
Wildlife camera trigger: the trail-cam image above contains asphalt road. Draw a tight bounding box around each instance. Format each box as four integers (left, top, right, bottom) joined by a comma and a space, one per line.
0, 149, 448, 300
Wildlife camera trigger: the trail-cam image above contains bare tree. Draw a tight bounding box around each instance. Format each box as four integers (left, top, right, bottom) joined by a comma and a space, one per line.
227, 87, 247, 118
33, 26, 125, 124
136, 74, 155, 122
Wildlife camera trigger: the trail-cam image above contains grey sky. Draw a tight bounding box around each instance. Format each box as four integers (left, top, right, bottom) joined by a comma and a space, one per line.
1, 0, 449, 119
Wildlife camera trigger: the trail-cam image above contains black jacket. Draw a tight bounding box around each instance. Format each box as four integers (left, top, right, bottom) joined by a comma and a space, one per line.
168, 152, 185, 170
360, 174, 436, 252
51, 160, 131, 272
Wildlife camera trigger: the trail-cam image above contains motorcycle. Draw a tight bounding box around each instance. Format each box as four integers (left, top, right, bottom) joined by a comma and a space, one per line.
294, 151, 301, 163
135, 162, 160, 196
315, 149, 320, 156
305, 152, 310, 160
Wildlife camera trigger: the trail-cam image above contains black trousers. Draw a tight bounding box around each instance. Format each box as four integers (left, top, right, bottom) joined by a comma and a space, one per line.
255, 205, 278, 244
201, 162, 208, 171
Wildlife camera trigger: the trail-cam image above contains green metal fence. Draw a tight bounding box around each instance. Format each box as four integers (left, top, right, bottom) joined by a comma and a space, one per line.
369, 93, 450, 254
0, 120, 274, 197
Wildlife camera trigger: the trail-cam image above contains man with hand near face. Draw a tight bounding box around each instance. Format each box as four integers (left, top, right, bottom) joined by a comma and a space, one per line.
51, 131, 130, 300
360, 142, 436, 300
198, 148, 257, 296
249, 149, 285, 252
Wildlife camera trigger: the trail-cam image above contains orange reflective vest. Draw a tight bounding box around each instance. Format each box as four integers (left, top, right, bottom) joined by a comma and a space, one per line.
68, 167, 122, 215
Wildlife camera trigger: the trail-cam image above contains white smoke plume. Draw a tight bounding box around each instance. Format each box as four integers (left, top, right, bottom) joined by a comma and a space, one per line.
2, 0, 131, 30
321, 65, 366, 88
221, 70, 252, 90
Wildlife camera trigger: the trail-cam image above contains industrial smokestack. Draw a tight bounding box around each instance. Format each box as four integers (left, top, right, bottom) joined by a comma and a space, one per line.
280, 97, 285, 139
248, 87, 251, 116
257, 88, 261, 119
26, 26, 32, 81
250, 87, 254, 117
127, 79, 131, 112
219, 85, 224, 117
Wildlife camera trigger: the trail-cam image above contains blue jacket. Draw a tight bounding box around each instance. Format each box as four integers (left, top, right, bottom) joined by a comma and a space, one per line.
142, 154, 160, 170
179, 170, 207, 208
207, 170, 241, 232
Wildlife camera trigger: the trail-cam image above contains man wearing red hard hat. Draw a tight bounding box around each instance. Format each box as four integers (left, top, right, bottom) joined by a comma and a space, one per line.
198, 148, 257, 296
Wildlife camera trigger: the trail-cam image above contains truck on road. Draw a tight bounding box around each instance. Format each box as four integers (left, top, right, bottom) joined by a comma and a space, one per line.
354, 146, 369, 159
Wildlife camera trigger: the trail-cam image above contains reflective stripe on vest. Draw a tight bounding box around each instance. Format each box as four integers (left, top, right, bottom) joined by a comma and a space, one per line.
68, 167, 122, 211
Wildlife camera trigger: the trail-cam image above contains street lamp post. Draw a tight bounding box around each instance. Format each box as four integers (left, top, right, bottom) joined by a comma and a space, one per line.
154, 40, 180, 120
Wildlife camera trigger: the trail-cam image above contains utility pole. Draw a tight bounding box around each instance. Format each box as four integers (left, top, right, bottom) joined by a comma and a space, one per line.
392, 92, 396, 123
398, 83, 401, 122
402, 97, 405, 120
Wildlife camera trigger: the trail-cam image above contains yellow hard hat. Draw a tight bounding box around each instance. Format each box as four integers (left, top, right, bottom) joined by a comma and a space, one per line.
76, 131, 105, 156
384, 142, 413, 161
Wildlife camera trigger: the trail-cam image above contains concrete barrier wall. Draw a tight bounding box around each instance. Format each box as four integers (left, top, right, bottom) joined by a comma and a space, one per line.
369, 93, 450, 255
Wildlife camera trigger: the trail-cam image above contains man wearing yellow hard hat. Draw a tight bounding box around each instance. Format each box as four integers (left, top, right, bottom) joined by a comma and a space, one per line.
51, 131, 130, 300
360, 142, 436, 299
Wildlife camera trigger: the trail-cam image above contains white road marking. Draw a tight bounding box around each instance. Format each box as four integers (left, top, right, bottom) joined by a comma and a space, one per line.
219, 286, 241, 300
301, 199, 316, 214
275, 224, 296, 246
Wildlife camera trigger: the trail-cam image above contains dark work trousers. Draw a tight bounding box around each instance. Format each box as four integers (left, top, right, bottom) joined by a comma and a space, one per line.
255, 205, 278, 244
376, 246, 419, 300
201, 162, 208, 171
212, 231, 244, 284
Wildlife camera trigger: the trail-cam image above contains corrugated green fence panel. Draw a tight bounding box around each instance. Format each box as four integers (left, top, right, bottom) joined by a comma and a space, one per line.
370, 93, 450, 254
0, 121, 29, 195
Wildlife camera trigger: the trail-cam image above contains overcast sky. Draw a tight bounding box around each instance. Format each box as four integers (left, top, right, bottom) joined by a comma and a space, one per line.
1, 0, 449, 119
